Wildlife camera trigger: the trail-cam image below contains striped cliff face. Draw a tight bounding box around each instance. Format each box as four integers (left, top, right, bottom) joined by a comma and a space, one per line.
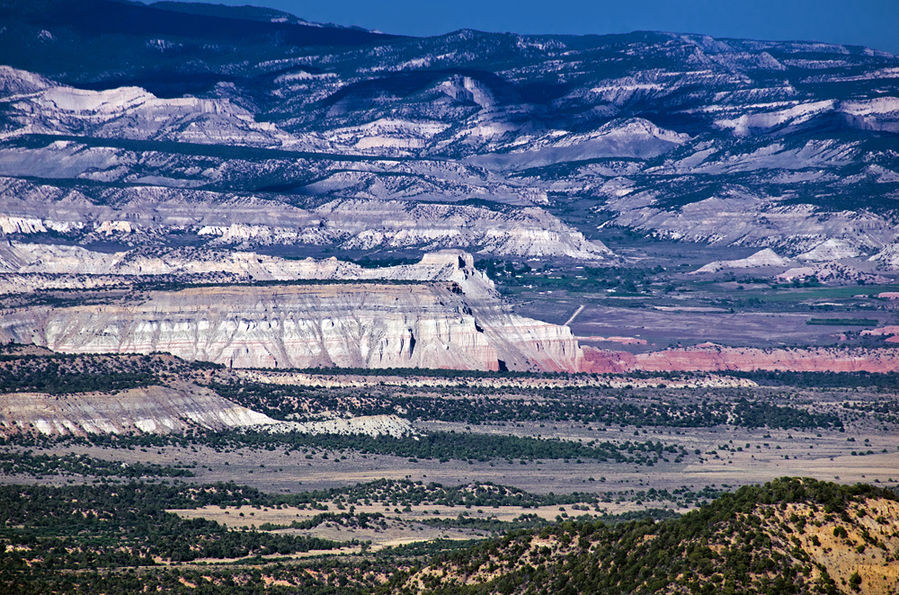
0, 382, 278, 437
0, 277, 584, 373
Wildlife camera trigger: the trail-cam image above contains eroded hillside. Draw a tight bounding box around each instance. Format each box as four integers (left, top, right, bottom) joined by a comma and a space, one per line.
400, 478, 899, 594
0, 251, 584, 372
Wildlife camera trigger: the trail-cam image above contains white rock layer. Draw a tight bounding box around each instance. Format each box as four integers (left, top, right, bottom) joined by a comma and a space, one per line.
0, 383, 277, 437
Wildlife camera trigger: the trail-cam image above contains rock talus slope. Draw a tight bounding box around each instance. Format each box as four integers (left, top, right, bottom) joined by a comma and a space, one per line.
0, 382, 416, 437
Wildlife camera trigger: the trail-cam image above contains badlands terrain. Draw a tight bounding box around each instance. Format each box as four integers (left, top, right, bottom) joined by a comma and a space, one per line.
0, 0, 897, 592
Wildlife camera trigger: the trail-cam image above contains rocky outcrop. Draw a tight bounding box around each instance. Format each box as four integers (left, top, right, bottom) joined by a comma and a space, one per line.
271, 415, 413, 439
605, 196, 897, 259
692, 248, 790, 274
689, 246, 889, 284
1, 20, 898, 259
0, 284, 487, 369
0, 68, 294, 147
3, 265, 894, 372
0, 276, 582, 372
402, 479, 899, 594
0, 243, 500, 298
476, 309, 585, 372
579, 347, 639, 374
797, 239, 860, 261
581, 344, 899, 373
236, 369, 756, 389
0, 249, 585, 372
0, 383, 416, 437
0, 179, 613, 261
0, 383, 277, 437
776, 262, 888, 284
636, 345, 899, 373
1, 239, 893, 374
870, 243, 899, 270
861, 326, 899, 344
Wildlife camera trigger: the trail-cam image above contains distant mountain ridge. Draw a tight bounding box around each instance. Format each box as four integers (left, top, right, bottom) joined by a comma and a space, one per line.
147, 1, 375, 31
0, 0, 896, 263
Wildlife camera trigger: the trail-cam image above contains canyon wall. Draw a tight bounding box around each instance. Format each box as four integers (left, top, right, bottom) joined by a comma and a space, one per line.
0, 281, 582, 372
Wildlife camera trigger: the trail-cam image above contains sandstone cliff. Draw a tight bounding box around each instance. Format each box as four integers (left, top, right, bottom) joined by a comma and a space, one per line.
0, 383, 415, 438
0, 242, 500, 298
2, 247, 893, 374
0, 277, 582, 373
0, 383, 276, 437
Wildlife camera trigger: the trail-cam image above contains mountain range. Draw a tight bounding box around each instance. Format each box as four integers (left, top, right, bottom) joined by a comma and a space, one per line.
0, 0, 896, 264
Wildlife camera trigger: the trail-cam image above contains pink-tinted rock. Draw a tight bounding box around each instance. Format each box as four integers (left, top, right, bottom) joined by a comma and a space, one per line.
581, 344, 899, 373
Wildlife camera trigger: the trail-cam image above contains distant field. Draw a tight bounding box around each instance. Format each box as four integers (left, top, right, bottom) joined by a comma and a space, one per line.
735, 284, 899, 303
807, 318, 879, 326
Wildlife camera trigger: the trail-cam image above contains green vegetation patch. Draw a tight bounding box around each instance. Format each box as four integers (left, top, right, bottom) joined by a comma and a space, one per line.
213, 381, 844, 430
4, 476, 875, 593
398, 478, 899, 594
140, 429, 686, 466
0, 450, 195, 478
7, 428, 687, 466
0, 348, 209, 394
0, 482, 345, 578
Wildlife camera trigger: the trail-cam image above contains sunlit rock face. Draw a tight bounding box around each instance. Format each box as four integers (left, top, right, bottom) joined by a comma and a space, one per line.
0, 252, 584, 372
0, 382, 416, 438
0, 383, 278, 437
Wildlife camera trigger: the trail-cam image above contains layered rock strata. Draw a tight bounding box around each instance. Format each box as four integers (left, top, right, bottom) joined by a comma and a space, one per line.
0, 384, 415, 437
0, 282, 581, 373
0, 243, 501, 299
0, 178, 613, 262
0, 383, 276, 437
1, 246, 892, 374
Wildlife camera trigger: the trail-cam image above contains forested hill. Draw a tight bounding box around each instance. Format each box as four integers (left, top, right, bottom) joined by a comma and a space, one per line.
397, 478, 899, 594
